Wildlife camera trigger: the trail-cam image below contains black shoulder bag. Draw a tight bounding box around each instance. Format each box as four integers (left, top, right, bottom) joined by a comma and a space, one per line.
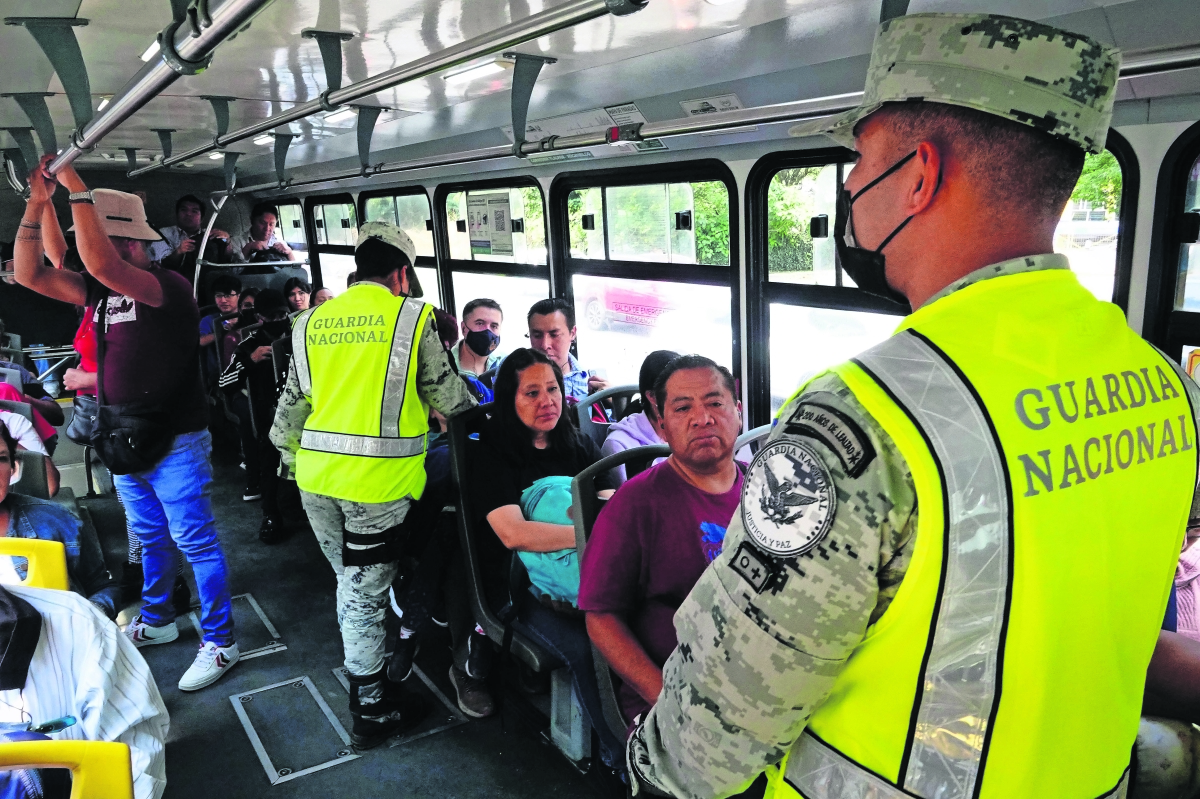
90, 294, 176, 475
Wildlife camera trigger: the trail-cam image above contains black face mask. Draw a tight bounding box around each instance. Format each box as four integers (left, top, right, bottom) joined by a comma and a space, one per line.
835, 150, 919, 309
464, 329, 500, 358
263, 318, 291, 337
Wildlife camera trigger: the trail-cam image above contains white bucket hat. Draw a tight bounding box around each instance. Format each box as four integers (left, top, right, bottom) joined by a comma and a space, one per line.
68, 189, 162, 241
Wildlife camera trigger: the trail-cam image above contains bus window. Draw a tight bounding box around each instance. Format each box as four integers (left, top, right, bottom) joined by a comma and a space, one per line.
451, 272, 548, 356
314, 201, 357, 247
568, 187, 605, 259
276, 203, 307, 253
767, 164, 840, 285
1174, 154, 1200, 311
769, 304, 898, 414
572, 275, 731, 386
1055, 149, 1124, 302
362, 191, 439, 303
590, 181, 729, 266
443, 186, 547, 265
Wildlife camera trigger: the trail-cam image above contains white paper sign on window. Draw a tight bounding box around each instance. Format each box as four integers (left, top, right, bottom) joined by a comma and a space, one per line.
468, 192, 513, 257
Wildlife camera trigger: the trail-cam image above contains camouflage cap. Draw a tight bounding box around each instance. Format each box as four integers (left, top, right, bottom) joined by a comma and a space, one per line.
355, 220, 422, 298
788, 13, 1121, 154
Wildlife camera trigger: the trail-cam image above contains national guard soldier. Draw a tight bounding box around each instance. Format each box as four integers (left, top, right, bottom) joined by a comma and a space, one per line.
627, 14, 1200, 799
271, 221, 476, 749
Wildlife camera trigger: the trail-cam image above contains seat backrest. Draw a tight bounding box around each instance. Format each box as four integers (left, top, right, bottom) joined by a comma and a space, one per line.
0, 400, 33, 422
575, 384, 638, 448
571, 443, 671, 743
14, 450, 52, 500
0, 538, 69, 590
735, 424, 772, 458
0, 740, 133, 799
0, 368, 22, 392
446, 403, 554, 672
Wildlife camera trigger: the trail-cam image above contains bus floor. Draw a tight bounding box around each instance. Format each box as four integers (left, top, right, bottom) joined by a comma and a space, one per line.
98, 458, 606, 799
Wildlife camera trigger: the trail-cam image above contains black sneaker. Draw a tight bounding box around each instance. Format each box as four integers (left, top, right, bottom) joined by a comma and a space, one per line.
386, 636, 419, 683
258, 516, 286, 545
348, 674, 431, 750
242, 485, 262, 502
465, 626, 493, 680
449, 665, 495, 719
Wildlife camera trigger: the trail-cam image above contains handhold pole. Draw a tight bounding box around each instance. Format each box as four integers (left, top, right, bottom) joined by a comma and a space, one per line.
273, 132, 294, 186
153, 129, 176, 161
503, 52, 556, 157
301, 30, 355, 94
3, 129, 39, 176
355, 106, 383, 175
201, 96, 236, 137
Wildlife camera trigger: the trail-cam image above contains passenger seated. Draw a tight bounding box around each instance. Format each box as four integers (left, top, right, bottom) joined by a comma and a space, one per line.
149, 194, 231, 274
230, 202, 297, 264
283, 277, 311, 313
199, 274, 241, 387
0, 582, 169, 799
0, 317, 66, 437
579, 355, 744, 735
312, 287, 334, 307
0, 424, 118, 618
0, 382, 59, 456
1173, 519, 1200, 642
454, 298, 503, 380
526, 298, 609, 404
0, 412, 60, 497
599, 349, 679, 486
463, 347, 620, 761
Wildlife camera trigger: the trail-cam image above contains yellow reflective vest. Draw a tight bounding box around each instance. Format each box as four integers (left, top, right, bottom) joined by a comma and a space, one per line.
768, 268, 1197, 799
292, 283, 434, 504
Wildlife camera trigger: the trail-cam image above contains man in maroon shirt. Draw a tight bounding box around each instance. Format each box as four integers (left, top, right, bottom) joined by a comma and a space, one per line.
578, 355, 744, 733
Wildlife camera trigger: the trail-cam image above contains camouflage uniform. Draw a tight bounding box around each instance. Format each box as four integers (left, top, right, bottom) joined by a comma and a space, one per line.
628, 13, 1141, 797
271, 309, 476, 676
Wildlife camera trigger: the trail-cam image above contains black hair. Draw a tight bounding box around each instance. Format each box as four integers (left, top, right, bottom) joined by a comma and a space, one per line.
491, 348, 581, 455
639, 350, 680, 423
239, 287, 259, 306
210, 274, 242, 296
250, 202, 281, 223
463, 298, 503, 321
176, 194, 204, 214
254, 288, 288, 317
354, 236, 411, 281
0, 421, 18, 467
652, 354, 737, 417
871, 102, 1087, 223
527, 297, 575, 329
283, 276, 312, 295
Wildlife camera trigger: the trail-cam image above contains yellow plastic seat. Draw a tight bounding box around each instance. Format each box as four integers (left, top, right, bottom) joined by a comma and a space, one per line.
0, 539, 69, 590
0, 740, 133, 798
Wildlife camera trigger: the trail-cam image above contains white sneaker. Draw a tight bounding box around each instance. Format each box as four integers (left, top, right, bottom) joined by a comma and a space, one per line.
124, 616, 179, 648
178, 641, 240, 692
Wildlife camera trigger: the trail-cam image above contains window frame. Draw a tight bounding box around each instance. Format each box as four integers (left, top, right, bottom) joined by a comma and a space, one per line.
547, 159, 741, 384
433, 176, 550, 315
273, 200, 310, 258
304, 192, 358, 290
358, 186, 440, 305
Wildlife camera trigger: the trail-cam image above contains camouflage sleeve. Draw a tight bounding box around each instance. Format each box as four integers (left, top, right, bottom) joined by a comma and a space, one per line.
627, 371, 918, 799
416, 314, 477, 418
269, 359, 310, 471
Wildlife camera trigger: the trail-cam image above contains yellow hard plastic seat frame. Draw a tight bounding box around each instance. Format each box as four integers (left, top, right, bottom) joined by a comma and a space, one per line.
0, 538, 134, 798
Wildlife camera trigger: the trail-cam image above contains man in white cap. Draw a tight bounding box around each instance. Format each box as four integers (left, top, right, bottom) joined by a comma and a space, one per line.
626, 14, 1199, 799
13, 155, 240, 694
271, 220, 476, 749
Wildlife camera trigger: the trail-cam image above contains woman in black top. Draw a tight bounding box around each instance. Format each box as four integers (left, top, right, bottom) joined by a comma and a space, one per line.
468, 348, 623, 766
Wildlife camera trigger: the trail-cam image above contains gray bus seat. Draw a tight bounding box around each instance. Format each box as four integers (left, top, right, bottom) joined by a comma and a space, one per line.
575, 384, 638, 448
735, 424, 772, 458
13, 450, 52, 500
447, 403, 554, 673
571, 443, 671, 745
0, 400, 34, 423
0, 368, 22, 392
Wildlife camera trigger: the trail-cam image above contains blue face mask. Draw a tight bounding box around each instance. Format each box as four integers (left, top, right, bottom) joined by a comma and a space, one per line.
465, 329, 500, 358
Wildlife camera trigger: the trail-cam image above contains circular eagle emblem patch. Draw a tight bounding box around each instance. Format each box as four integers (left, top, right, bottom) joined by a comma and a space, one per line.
742, 440, 837, 557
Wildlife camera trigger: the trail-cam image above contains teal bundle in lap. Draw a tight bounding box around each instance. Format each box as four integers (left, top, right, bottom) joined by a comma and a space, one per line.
518, 475, 580, 606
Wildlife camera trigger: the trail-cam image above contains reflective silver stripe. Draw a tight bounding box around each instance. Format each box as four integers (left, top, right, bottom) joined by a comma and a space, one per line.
380, 299, 424, 438
292, 308, 315, 397
785, 732, 911, 798
301, 429, 425, 458
854, 330, 1011, 799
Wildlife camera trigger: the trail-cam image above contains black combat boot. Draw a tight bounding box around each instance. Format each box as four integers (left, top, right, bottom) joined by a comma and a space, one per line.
347, 670, 430, 750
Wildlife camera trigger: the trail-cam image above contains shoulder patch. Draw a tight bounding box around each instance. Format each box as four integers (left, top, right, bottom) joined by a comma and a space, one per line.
783, 401, 876, 478
741, 440, 837, 557
729, 540, 782, 594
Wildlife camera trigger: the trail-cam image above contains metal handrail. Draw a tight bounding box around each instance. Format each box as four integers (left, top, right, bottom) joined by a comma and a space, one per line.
47, 0, 278, 174
127, 0, 648, 178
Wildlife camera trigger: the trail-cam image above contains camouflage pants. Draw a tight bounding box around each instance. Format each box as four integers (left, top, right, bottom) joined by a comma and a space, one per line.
301, 490, 411, 677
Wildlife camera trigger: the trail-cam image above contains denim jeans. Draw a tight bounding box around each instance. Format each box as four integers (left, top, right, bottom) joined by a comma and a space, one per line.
515, 593, 625, 767
114, 430, 235, 646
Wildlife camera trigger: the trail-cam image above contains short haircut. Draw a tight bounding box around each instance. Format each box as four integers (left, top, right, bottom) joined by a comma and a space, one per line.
0, 420, 17, 465
492, 348, 580, 454
354, 236, 410, 281
254, 288, 288, 316
463, 298, 502, 321
652, 354, 736, 414
869, 102, 1086, 223
283, 276, 312, 295
239, 287, 259, 306
527, 297, 574, 329
176, 194, 204, 214
210, 274, 242, 296
433, 309, 459, 348
639, 350, 680, 422
250, 202, 280, 223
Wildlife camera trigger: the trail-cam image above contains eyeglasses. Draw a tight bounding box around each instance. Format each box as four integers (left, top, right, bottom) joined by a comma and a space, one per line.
214, 292, 239, 299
